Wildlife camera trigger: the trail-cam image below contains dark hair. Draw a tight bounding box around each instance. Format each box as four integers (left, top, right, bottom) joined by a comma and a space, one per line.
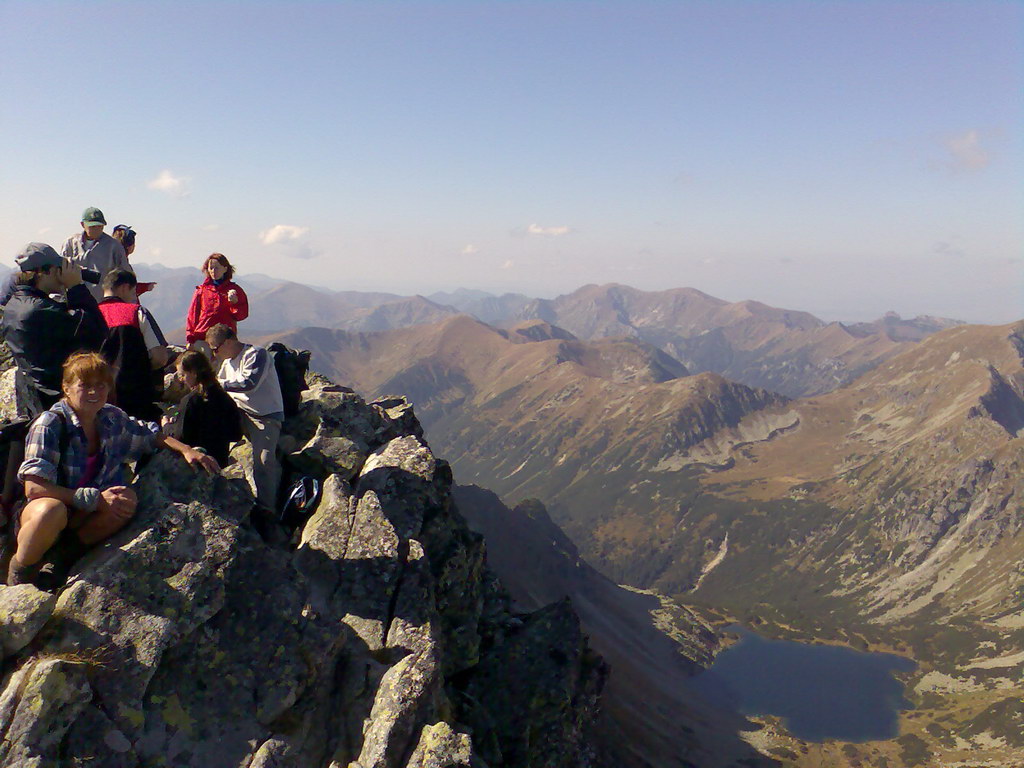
112, 225, 136, 251
177, 349, 222, 397
102, 268, 138, 293
205, 323, 237, 348
202, 253, 234, 281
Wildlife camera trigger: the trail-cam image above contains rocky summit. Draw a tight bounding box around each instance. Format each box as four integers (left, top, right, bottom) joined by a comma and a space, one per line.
0, 379, 606, 768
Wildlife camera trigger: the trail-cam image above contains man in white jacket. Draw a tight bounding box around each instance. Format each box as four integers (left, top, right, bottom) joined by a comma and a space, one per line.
206, 324, 284, 510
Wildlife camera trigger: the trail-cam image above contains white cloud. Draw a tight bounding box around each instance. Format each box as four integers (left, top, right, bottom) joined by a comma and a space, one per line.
149, 247, 163, 258
37, 227, 51, 236
527, 223, 571, 237
461, 244, 479, 255
202, 224, 220, 232
944, 130, 990, 172
501, 259, 515, 270
260, 224, 309, 245
147, 169, 191, 197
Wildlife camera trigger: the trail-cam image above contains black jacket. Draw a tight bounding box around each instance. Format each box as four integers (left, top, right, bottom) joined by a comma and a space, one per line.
97, 298, 163, 422
1, 283, 107, 406
180, 385, 243, 467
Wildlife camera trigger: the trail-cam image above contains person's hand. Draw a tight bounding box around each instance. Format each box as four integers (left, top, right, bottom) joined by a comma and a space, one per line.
59, 259, 84, 289
227, 289, 239, 305
184, 448, 220, 474
98, 486, 137, 521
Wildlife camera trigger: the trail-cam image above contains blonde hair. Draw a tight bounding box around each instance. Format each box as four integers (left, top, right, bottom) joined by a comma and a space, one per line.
62, 352, 114, 394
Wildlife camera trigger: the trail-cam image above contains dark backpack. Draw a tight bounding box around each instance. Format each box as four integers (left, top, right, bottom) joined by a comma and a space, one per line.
1, 411, 69, 577
267, 342, 311, 418
279, 475, 322, 528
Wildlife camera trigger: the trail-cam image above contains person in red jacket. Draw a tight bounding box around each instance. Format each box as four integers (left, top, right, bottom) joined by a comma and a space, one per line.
185, 253, 249, 353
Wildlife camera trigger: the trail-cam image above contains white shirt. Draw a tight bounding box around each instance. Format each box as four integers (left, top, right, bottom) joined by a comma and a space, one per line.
216, 343, 284, 418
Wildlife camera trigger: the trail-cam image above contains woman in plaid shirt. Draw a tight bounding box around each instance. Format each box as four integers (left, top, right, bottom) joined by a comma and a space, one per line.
8, 352, 220, 588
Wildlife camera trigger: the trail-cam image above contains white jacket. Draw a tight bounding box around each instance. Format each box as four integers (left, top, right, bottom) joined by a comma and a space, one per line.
217, 343, 284, 418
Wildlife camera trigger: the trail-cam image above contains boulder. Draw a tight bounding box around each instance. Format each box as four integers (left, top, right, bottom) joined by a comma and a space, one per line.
0, 584, 56, 656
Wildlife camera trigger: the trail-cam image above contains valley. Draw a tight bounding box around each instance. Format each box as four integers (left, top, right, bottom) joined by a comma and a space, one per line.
264, 300, 1024, 767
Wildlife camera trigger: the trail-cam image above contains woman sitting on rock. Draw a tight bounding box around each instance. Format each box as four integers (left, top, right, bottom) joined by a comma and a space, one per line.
165, 350, 243, 468
8, 352, 220, 589
185, 253, 248, 355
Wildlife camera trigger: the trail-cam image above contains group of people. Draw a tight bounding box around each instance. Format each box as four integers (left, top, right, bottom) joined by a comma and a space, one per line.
0, 207, 289, 589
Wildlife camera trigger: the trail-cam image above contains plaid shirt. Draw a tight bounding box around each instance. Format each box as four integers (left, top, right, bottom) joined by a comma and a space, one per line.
18, 401, 160, 490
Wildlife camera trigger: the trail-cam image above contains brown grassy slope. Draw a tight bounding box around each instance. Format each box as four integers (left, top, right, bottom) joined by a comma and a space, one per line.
694, 322, 1024, 629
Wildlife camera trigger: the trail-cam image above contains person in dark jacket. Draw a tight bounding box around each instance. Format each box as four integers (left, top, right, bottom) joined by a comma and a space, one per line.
166, 350, 242, 467
1, 243, 107, 412
97, 270, 169, 421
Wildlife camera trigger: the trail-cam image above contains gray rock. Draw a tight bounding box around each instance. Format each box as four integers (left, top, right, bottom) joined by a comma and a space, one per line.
374, 397, 426, 442
357, 435, 442, 542
407, 722, 481, 768
0, 659, 93, 765
0, 584, 56, 656
462, 599, 608, 768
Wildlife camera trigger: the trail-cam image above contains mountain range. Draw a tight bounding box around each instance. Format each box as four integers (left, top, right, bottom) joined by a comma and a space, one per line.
135, 264, 956, 397
267, 312, 1024, 767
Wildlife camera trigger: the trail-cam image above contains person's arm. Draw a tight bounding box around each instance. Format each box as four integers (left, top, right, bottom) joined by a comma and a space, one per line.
0, 273, 19, 308
185, 288, 202, 344
228, 283, 249, 322
220, 346, 269, 393
19, 417, 82, 507
156, 434, 220, 473
61, 263, 108, 350
138, 308, 169, 369
118, 411, 217, 472
139, 305, 169, 347
23, 475, 134, 518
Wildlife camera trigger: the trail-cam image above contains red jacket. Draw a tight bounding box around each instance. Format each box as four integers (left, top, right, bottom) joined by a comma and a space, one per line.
185, 278, 249, 344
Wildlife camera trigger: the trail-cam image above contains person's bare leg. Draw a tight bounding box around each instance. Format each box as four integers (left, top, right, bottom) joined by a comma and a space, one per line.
14, 498, 69, 566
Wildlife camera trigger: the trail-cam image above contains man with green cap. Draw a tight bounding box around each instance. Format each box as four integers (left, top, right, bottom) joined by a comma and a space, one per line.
60, 207, 131, 301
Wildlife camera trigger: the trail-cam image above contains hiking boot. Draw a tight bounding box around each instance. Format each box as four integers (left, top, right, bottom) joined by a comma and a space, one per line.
6, 557, 40, 587
34, 535, 89, 593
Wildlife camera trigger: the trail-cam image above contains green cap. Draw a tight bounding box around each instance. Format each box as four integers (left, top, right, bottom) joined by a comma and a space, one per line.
81, 207, 106, 226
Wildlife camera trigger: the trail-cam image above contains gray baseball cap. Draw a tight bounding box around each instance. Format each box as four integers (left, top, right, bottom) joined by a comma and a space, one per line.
15, 243, 62, 272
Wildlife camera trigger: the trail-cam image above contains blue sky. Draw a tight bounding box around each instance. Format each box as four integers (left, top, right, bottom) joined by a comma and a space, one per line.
1, 1, 1020, 322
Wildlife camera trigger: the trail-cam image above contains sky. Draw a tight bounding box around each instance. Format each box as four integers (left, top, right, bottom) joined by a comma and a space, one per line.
1, 0, 1020, 323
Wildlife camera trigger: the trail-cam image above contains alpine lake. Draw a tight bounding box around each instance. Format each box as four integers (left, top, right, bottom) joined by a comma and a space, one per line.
690, 625, 917, 742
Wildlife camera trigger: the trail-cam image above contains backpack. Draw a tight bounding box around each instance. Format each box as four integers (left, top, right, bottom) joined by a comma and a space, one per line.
0, 412, 69, 577
279, 475, 322, 528
267, 342, 311, 418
